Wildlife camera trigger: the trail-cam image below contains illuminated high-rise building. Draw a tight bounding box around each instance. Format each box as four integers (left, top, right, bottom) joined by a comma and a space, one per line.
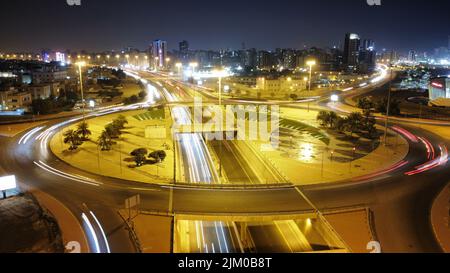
149, 40, 167, 69
343, 33, 360, 70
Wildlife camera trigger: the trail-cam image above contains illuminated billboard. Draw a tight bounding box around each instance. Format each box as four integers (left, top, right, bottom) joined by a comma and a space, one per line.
429, 76, 450, 107
0, 175, 16, 191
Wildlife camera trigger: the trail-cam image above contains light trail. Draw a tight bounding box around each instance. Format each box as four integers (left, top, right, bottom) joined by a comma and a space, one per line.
405, 145, 448, 176
82, 213, 101, 253
90, 211, 111, 253
155, 75, 232, 253
418, 137, 436, 160
18, 126, 45, 145
391, 126, 419, 143
33, 160, 101, 187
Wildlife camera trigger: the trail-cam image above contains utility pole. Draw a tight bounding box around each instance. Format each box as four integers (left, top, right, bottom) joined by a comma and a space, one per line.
77, 62, 86, 123
383, 64, 393, 145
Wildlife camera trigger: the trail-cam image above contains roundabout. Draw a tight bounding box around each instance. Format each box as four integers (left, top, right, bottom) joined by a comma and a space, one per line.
1, 70, 449, 253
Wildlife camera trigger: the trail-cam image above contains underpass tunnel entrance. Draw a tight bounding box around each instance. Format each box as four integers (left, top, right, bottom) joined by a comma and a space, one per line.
173, 214, 349, 253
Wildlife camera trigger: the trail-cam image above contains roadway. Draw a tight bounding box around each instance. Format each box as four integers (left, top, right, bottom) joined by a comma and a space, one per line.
0, 66, 448, 253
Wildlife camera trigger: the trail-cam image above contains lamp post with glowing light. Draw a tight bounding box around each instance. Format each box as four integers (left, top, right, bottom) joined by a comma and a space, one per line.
154, 57, 159, 71
175, 63, 182, 79
306, 60, 316, 92
189, 62, 198, 74
76, 61, 86, 122
306, 60, 316, 112
213, 69, 228, 106
189, 62, 199, 96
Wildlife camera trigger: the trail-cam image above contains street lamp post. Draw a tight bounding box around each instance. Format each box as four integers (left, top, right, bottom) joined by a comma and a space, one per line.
306, 60, 316, 92
213, 68, 227, 179
383, 64, 393, 145
175, 63, 182, 79
189, 62, 198, 74
350, 147, 356, 173
306, 60, 316, 112
189, 62, 199, 97
154, 57, 159, 71
76, 61, 86, 122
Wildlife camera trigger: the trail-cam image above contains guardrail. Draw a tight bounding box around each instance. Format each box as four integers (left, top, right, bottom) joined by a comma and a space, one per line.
117, 211, 143, 253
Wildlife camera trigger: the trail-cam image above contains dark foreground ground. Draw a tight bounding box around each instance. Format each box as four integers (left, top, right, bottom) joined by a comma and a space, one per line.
0, 193, 64, 253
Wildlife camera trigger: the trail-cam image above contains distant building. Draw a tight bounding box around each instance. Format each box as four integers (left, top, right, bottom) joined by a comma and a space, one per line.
358, 39, 376, 73
179, 40, 189, 62
149, 40, 168, 69
343, 33, 361, 71
380, 50, 398, 63
32, 70, 67, 84
27, 84, 52, 100
241, 48, 257, 69
408, 50, 417, 62
282, 49, 296, 69
0, 88, 32, 111
256, 76, 307, 98
257, 51, 273, 70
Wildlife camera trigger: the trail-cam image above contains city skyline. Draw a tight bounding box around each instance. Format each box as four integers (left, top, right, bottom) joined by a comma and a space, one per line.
1, 0, 450, 53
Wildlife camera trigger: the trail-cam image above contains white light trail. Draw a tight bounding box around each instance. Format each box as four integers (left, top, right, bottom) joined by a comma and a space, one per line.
90, 211, 111, 253
18, 126, 45, 145
33, 161, 101, 187
82, 213, 100, 253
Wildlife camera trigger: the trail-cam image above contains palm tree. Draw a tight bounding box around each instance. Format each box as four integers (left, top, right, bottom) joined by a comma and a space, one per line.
326, 111, 339, 128
346, 112, 364, 137
98, 130, 112, 151
105, 123, 120, 139
76, 122, 91, 141
335, 116, 347, 133
63, 129, 82, 151
113, 115, 128, 130
317, 111, 329, 126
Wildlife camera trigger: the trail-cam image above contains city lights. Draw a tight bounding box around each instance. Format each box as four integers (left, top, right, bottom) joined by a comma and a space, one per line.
1, 0, 450, 261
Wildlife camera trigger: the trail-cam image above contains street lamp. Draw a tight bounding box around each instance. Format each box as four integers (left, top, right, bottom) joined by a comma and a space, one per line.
175, 63, 182, 78
213, 69, 228, 106
189, 62, 198, 75
154, 57, 159, 71
212, 68, 228, 179
383, 64, 394, 145
306, 60, 316, 112
76, 61, 86, 122
306, 60, 316, 92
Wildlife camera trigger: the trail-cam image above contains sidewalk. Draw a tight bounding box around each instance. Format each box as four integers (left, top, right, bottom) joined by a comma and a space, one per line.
0, 121, 47, 137
431, 183, 450, 253
118, 210, 172, 253
31, 189, 90, 253
324, 208, 375, 253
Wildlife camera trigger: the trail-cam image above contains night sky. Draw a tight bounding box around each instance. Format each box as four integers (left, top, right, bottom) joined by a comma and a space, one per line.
1, 0, 449, 53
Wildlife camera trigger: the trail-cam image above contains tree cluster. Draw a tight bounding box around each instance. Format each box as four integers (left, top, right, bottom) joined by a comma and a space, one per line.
63, 122, 92, 151
317, 110, 378, 139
